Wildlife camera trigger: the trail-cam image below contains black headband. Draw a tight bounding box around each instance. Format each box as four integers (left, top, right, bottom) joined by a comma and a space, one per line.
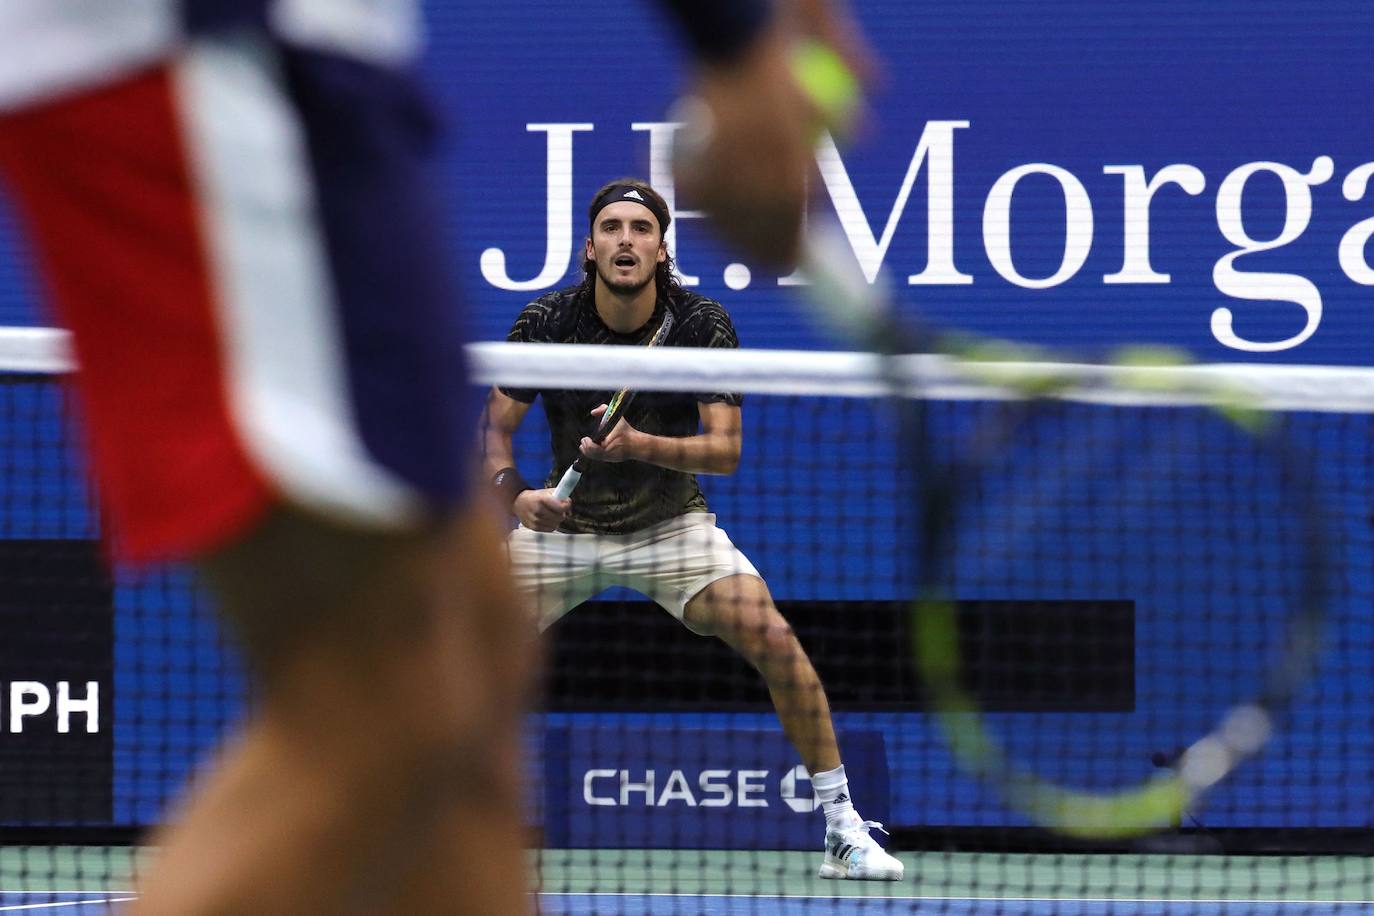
589, 185, 671, 234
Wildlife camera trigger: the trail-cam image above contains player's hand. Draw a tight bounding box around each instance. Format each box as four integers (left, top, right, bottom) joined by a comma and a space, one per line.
676, 1, 874, 268
783, 0, 879, 91
581, 404, 641, 463
513, 489, 570, 532
677, 28, 813, 268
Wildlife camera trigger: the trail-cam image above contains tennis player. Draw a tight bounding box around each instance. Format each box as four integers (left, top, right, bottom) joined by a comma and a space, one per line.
0, 1, 872, 913
485, 178, 904, 882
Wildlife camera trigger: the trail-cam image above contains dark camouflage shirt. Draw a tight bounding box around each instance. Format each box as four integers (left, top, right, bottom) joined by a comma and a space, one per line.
501, 284, 742, 535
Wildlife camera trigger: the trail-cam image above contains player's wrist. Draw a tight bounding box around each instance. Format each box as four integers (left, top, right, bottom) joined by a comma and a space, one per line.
625, 428, 653, 463
661, 0, 772, 67
491, 466, 531, 512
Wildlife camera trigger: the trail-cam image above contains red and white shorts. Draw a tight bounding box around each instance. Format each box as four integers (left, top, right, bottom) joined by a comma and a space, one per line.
0, 35, 474, 563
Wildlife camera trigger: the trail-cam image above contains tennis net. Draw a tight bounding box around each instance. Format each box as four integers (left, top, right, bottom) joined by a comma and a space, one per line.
1, 330, 1372, 913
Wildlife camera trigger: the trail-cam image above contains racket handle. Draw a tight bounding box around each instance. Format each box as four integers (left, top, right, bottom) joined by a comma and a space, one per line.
552, 465, 582, 500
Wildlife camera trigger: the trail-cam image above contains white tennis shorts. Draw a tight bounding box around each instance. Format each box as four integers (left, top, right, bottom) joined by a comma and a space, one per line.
506, 513, 761, 632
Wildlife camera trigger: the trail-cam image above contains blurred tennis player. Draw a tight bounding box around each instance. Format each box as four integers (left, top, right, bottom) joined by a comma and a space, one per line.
0, 0, 872, 912
485, 178, 904, 882
0, 3, 533, 913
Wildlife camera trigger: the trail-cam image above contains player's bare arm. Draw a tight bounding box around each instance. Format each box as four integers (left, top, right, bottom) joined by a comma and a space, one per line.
485, 387, 571, 532
578, 400, 741, 475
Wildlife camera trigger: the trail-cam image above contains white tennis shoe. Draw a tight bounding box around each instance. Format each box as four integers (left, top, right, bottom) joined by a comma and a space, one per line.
818, 816, 904, 881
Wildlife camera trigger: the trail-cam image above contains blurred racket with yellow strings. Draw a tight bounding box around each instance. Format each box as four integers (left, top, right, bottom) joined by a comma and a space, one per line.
672, 41, 1335, 840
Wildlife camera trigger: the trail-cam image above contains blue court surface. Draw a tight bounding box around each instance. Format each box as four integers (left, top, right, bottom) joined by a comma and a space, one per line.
0, 894, 137, 913
5, 893, 1372, 915
539, 897, 1373, 915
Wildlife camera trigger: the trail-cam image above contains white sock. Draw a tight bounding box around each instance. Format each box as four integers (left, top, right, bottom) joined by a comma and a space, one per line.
811, 764, 858, 828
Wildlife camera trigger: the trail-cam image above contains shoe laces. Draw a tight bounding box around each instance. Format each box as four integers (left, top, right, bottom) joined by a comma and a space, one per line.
840, 819, 888, 843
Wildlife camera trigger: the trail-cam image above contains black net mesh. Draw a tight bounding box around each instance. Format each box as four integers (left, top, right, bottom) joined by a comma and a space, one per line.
0, 353, 1371, 912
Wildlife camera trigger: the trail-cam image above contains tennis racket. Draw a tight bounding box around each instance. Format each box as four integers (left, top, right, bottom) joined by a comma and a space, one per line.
808, 207, 1331, 843
674, 46, 1335, 840
551, 310, 676, 499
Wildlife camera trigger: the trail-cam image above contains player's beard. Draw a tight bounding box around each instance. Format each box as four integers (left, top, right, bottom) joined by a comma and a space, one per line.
597, 261, 656, 297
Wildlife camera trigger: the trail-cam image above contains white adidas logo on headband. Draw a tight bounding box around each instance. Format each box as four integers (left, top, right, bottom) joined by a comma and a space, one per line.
622, 190, 645, 201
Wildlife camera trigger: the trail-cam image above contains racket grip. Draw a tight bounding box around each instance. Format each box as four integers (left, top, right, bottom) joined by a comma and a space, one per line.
552, 466, 582, 500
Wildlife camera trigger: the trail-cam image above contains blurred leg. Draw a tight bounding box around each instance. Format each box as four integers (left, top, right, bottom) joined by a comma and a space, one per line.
0, 37, 532, 916
134, 503, 534, 915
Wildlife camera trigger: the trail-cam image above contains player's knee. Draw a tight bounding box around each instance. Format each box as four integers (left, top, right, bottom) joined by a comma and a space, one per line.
730, 612, 801, 670
760, 619, 802, 664
269, 627, 511, 793
359, 680, 513, 805
341, 728, 514, 832
402, 717, 506, 793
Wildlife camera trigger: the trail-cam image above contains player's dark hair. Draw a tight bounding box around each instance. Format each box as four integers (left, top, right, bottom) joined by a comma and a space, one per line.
582, 177, 682, 298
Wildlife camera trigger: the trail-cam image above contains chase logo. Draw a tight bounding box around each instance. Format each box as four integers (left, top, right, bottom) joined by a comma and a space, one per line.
541, 726, 888, 850
580, 764, 820, 813
780, 764, 820, 813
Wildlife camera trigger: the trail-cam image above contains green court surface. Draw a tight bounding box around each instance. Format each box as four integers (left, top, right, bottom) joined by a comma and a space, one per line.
0, 847, 138, 893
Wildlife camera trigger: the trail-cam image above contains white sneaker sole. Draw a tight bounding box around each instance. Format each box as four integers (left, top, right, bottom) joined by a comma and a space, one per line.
818, 858, 904, 881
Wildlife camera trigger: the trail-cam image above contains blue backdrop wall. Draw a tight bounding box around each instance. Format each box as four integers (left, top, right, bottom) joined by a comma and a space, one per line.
0, 1, 1369, 836
432, 0, 1374, 362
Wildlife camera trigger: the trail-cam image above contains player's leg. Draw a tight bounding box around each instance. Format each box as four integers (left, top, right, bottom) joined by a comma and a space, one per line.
507, 525, 607, 632
632, 516, 836, 772
138, 503, 533, 915
620, 515, 841, 770
683, 572, 902, 880
649, 516, 901, 881
683, 572, 841, 774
